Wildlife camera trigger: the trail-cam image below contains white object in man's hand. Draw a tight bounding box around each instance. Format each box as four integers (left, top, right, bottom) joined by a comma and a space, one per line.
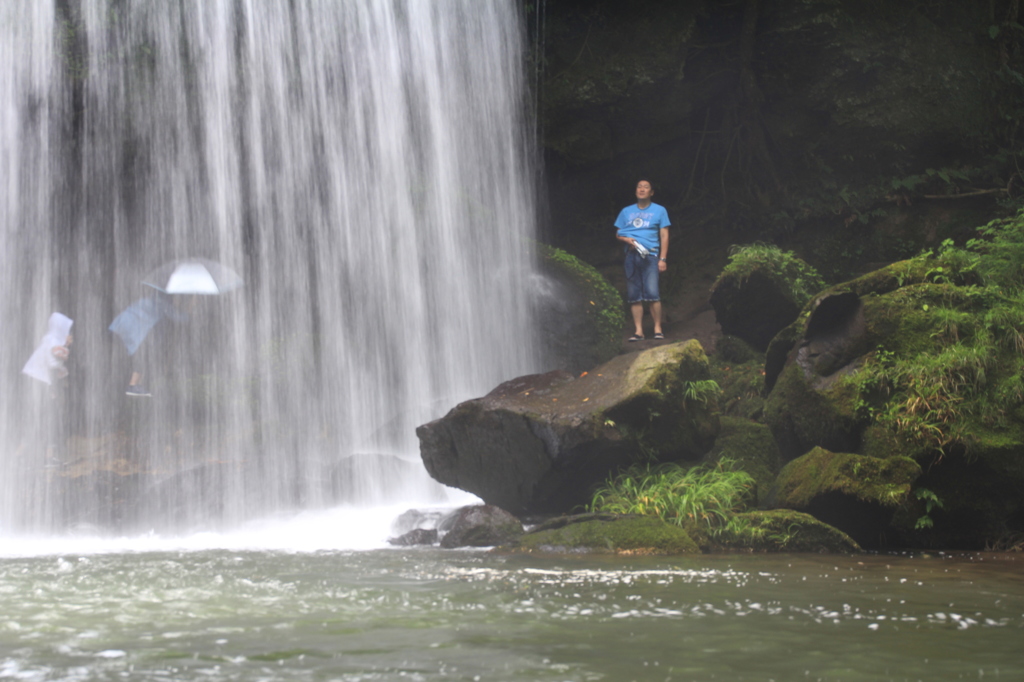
633, 241, 649, 257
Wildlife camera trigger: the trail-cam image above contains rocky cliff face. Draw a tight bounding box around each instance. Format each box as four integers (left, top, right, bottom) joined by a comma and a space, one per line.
537, 0, 1013, 274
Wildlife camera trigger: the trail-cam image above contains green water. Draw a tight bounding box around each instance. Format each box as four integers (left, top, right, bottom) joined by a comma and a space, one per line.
1, 549, 1021, 681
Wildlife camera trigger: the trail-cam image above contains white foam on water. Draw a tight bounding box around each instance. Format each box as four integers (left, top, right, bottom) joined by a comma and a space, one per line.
0, 496, 484, 557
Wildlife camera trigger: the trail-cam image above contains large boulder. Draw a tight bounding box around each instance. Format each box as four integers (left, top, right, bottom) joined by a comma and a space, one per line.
710, 269, 800, 351
418, 340, 720, 515
763, 258, 952, 459
709, 246, 825, 352
765, 447, 921, 548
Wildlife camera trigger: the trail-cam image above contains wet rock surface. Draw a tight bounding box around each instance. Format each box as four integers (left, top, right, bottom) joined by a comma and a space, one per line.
417, 341, 719, 515
438, 504, 524, 549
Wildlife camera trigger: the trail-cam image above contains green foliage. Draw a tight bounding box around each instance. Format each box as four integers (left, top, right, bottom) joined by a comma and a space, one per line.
845, 211, 1024, 456
719, 243, 826, 308
851, 343, 990, 455
718, 514, 798, 548
681, 379, 722, 409
967, 211, 1024, 288
913, 488, 944, 530
588, 458, 754, 535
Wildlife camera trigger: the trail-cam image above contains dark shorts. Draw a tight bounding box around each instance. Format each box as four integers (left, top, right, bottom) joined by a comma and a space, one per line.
624, 250, 660, 303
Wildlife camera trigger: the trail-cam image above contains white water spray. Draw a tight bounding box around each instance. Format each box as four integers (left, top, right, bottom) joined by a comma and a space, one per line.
1, 1, 540, 534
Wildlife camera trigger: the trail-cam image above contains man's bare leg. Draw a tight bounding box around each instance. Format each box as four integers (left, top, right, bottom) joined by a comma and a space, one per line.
651, 301, 663, 336
631, 302, 645, 337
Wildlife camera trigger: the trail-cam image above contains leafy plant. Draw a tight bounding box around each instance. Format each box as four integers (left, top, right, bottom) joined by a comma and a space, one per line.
681, 379, 722, 409
967, 210, 1024, 288
718, 243, 826, 307
914, 488, 944, 530
588, 458, 754, 535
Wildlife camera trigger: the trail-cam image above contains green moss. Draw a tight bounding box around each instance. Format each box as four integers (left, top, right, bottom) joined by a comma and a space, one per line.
764, 360, 863, 457
537, 242, 623, 362
718, 510, 862, 553
706, 417, 782, 504
842, 281, 1024, 457
772, 229, 1024, 460
773, 447, 921, 509
710, 338, 766, 420
511, 513, 700, 555
603, 340, 719, 458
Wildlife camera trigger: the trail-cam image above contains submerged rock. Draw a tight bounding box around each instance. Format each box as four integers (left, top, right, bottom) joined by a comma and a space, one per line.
439, 504, 524, 548
388, 528, 439, 547
508, 513, 700, 555
417, 340, 719, 515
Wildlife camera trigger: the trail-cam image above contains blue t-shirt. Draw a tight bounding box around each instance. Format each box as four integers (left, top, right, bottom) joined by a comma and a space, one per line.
615, 202, 671, 255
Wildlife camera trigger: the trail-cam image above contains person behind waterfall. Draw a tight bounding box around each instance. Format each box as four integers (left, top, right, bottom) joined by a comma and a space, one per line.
22, 312, 74, 386
615, 179, 670, 341
109, 292, 187, 397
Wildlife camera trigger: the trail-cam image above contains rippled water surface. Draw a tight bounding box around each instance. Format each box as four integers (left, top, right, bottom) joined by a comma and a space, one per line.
1, 537, 1021, 681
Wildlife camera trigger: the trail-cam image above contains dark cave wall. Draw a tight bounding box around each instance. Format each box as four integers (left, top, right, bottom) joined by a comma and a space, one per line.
535, 0, 1017, 268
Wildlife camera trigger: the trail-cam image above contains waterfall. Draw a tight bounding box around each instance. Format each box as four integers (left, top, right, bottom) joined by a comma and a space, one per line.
0, 0, 540, 533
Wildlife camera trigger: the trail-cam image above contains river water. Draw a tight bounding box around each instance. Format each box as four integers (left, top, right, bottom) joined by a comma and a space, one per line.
1, 509, 1021, 682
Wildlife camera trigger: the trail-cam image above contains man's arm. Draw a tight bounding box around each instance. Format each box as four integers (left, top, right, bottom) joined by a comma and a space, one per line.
617, 232, 639, 249
658, 226, 669, 272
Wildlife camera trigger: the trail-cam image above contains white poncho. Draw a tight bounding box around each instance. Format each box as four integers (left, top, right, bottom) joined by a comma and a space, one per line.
22, 312, 73, 385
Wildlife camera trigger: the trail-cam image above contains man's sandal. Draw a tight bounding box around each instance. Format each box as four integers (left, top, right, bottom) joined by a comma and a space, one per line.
628, 334, 645, 342
653, 333, 665, 340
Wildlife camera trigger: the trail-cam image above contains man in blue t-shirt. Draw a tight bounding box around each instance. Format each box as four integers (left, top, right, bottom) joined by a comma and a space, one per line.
615, 179, 670, 341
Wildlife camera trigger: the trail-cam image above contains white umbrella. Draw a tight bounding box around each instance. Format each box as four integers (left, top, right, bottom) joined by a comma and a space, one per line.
142, 258, 243, 295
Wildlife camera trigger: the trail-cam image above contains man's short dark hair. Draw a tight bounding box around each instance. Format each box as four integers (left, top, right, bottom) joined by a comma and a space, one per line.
637, 178, 654, 191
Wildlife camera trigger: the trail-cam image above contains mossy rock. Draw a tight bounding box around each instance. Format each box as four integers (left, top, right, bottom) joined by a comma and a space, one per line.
766, 447, 921, 548
763, 258, 988, 459
709, 247, 824, 351
887, 452, 1024, 550
719, 510, 861, 554
763, 358, 864, 459
705, 417, 782, 505
769, 447, 920, 509
536, 242, 624, 374
602, 339, 720, 460
710, 338, 766, 420
508, 513, 700, 555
